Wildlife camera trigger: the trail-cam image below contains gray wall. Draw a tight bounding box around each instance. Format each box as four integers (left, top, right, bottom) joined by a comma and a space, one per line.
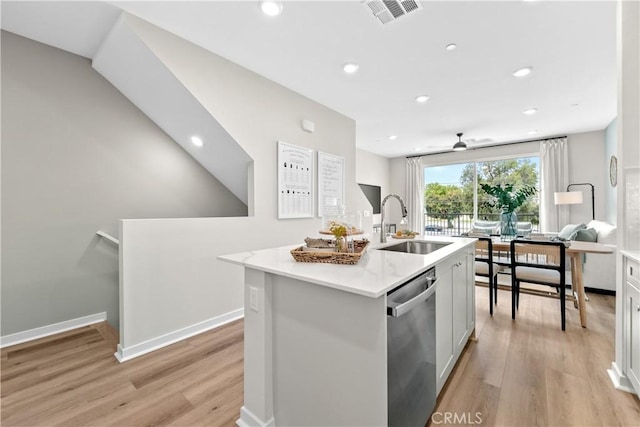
1, 31, 248, 335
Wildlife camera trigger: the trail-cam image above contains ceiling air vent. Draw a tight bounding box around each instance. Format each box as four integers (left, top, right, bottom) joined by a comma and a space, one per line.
365, 0, 423, 25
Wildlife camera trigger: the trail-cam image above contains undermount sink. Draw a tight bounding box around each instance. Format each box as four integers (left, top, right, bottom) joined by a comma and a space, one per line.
376, 240, 451, 255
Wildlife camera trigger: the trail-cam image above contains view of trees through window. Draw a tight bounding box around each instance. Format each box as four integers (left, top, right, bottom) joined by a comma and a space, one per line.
424, 157, 540, 234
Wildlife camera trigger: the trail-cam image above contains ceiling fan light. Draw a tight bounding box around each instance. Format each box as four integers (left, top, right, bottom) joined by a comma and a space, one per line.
453, 141, 467, 151
453, 132, 467, 151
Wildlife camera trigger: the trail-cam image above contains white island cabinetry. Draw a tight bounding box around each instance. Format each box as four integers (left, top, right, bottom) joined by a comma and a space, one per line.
220, 235, 476, 427
436, 247, 475, 394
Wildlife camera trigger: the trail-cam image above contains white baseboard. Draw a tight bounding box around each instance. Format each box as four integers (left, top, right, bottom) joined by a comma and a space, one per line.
237, 406, 275, 427
607, 362, 636, 394
0, 312, 107, 348
114, 308, 244, 363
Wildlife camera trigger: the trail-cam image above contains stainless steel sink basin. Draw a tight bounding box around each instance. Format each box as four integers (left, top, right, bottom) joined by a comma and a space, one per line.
376, 241, 451, 255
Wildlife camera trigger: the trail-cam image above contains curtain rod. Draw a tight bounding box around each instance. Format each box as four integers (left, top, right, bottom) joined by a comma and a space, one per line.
405, 135, 568, 159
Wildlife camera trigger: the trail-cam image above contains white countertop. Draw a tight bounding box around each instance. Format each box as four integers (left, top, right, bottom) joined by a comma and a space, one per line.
219, 234, 476, 298
621, 250, 640, 263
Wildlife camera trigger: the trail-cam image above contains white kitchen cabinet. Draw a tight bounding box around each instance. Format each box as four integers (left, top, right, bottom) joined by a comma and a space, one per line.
436, 248, 475, 394
436, 258, 454, 393
624, 255, 640, 394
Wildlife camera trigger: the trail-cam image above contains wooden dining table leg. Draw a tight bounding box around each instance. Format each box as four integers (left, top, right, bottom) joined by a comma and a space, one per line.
570, 253, 579, 309
570, 253, 587, 328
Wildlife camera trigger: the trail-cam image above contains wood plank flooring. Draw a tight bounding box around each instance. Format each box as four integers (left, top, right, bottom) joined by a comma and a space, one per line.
1, 320, 243, 427
432, 288, 640, 426
2, 287, 639, 426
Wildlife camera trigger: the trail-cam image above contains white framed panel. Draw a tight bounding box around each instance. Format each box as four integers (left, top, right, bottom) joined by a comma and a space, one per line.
317, 151, 345, 217
277, 141, 314, 219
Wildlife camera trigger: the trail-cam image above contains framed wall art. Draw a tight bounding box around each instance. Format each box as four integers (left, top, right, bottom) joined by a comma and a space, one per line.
317, 151, 345, 218
277, 141, 314, 219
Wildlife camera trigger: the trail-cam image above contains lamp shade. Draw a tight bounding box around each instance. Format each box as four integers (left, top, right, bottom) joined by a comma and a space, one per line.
554, 191, 583, 205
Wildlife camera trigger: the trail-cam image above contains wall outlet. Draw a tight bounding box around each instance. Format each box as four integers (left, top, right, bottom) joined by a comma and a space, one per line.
249, 286, 259, 312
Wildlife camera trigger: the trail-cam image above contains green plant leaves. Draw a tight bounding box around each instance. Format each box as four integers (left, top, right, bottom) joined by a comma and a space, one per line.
479, 183, 537, 212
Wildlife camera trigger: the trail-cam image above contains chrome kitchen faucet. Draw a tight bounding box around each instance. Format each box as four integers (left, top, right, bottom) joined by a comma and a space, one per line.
380, 194, 408, 243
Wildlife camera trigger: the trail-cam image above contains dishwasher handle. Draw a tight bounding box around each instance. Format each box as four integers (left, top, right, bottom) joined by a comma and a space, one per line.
387, 277, 438, 318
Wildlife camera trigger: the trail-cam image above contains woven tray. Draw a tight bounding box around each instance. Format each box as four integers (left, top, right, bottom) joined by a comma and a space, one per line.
290, 240, 370, 265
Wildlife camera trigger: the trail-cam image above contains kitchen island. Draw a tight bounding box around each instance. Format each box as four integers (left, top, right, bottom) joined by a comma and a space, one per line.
219, 235, 476, 427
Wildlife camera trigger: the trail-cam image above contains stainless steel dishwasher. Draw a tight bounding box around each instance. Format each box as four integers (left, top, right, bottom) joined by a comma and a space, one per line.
387, 267, 438, 427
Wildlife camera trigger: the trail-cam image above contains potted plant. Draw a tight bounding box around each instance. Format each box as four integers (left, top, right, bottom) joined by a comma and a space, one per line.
329, 221, 348, 252
479, 183, 537, 237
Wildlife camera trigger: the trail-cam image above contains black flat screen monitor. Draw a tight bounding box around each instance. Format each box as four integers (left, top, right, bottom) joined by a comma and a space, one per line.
358, 183, 381, 214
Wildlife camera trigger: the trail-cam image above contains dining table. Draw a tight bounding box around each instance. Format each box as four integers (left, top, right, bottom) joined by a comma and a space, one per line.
490, 238, 614, 328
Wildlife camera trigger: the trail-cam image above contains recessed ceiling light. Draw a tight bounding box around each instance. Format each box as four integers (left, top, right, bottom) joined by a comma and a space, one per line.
523, 108, 538, 115
512, 66, 533, 77
389, 135, 398, 140
445, 43, 457, 51
259, 1, 283, 16
528, 130, 538, 135
414, 147, 421, 152
343, 63, 359, 74
415, 95, 430, 103
191, 136, 203, 147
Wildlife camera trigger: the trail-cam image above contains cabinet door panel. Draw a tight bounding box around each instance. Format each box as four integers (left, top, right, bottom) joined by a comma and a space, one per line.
452, 255, 468, 349
627, 282, 640, 394
436, 263, 453, 393
466, 253, 475, 331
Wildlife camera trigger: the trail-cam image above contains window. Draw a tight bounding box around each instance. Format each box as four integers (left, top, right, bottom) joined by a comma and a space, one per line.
424, 156, 540, 235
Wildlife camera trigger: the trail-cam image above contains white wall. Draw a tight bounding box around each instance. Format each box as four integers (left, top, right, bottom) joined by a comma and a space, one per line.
388, 157, 408, 226
613, 0, 640, 392
1, 31, 247, 336
617, 0, 640, 252
604, 118, 618, 224
355, 149, 391, 227
388, 131, 609, 229
116, 15, 371, 358
567, 130, 607, 225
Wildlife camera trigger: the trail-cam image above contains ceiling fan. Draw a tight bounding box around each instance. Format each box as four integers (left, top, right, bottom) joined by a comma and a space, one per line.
453, 133, 467, 151
412, 132, 496, 157
414, 132, 477, 154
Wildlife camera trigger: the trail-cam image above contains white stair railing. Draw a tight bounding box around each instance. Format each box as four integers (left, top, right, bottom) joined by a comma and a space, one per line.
96, 230, 120, 246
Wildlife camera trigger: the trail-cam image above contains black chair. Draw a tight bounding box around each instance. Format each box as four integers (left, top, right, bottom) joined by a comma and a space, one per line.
473, 236, 500, 315
510, 239, 567, 330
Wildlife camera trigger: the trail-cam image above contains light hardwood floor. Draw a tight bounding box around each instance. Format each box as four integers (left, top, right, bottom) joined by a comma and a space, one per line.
2, 288, 639, 426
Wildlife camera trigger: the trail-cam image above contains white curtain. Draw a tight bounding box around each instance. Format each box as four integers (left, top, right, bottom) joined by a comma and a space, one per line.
540, 137, 569, 232
406, 157, 424, 233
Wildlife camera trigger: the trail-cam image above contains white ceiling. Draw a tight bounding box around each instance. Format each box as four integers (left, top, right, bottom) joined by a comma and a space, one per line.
1, 1, 617, 158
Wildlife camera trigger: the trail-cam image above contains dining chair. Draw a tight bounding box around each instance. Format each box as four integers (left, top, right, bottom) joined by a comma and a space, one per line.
469, 235, 500, 315
510, 239, 567, 330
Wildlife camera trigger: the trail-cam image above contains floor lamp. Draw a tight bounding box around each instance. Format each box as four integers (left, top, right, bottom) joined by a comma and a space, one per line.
553, 183, 595, 220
